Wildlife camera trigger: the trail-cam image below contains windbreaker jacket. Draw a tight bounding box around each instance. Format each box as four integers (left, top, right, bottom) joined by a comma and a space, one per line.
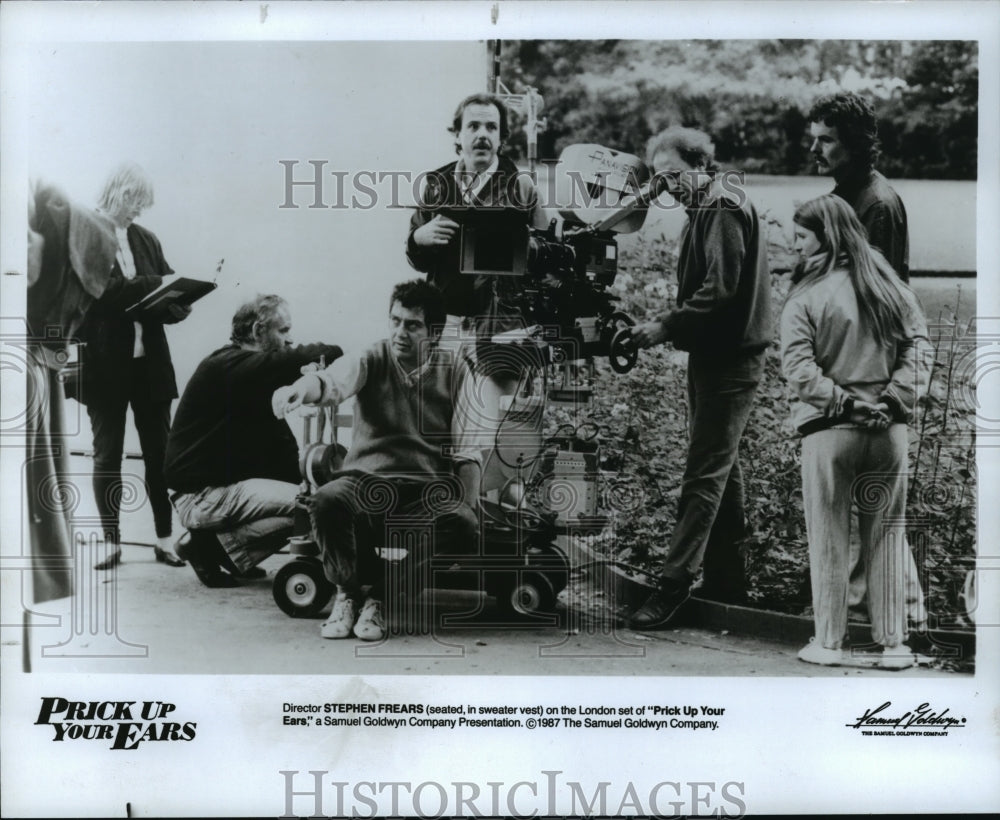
780, 266, 931, 435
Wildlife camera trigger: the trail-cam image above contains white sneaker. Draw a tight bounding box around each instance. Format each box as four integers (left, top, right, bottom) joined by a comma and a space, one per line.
353, 598, 386, 642
878, 647, 915, 670
321, 594, 358, 639
797, 638, 843, 666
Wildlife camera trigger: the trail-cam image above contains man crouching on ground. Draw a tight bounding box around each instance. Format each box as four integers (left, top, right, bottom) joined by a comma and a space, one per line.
272, 280, 480, 641
165, 295, 342, 587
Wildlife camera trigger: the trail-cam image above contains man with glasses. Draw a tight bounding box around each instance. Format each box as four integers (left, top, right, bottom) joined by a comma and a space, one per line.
627, 126, 773, 629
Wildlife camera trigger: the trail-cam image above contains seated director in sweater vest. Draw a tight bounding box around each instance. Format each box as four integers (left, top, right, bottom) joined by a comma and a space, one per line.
272, 280, 480, 642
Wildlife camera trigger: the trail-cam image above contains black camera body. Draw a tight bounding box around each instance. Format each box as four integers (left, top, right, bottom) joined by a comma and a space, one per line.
456, 143, 655, 373
521, 222, 632, 366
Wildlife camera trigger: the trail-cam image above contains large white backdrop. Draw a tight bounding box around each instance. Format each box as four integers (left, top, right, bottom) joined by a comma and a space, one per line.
24, 39, 484, 392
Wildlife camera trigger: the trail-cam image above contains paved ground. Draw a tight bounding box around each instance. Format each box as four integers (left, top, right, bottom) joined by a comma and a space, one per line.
3, 456, 964, 678
6, 537, 961, 679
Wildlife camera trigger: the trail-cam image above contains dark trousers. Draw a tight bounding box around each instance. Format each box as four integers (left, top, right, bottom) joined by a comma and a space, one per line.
309, 473, 478, 600
86, 357, 173, 543
661, 349, 765, 594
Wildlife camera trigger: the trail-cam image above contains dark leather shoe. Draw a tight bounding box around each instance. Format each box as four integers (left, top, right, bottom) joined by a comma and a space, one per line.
200, 566, 241, 588
94, 548, 122, 571
176, 531, 241, 588
236, 565, 267, 580
627, 583, 691, 630
154, 546, 186, 567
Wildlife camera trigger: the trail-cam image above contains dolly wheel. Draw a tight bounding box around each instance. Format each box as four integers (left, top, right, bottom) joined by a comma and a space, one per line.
273, 559, 334, 618
496, 573, 557, 616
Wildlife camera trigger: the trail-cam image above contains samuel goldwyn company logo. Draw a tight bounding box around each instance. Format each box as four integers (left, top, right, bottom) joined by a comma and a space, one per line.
847, 701, 967, 736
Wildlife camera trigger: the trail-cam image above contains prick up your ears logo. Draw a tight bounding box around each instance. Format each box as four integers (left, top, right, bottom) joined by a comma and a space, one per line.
35, 697, 197, 750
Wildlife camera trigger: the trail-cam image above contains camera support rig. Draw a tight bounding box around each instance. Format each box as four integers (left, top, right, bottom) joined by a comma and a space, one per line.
488, 142, 660, 402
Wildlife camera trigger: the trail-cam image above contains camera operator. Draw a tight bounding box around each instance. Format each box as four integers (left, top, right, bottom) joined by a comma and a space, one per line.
406, 92, 546, 323
164, 295, 342, 587
406, 93, 549, 492
628, 127, 773, 630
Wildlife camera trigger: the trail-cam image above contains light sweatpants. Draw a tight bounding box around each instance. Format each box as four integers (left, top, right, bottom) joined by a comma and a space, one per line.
801, 425, 909, 649
847, 511, 926, 625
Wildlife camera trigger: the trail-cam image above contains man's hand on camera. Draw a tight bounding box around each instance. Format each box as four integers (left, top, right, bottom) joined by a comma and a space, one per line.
272, 374, 322, 418
630, 319, 669, 349
413, 215, 460, 247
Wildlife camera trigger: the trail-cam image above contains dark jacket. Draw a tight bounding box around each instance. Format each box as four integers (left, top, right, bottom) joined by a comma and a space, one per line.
660, 189, 773, 356
833, 168, 909, 282
77, 222, 179, 404
405, 156, 537, 317
28, 186, 116, 366
164, 342, 343, 493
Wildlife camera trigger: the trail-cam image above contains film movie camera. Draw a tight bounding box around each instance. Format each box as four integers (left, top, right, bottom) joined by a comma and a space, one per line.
456, 144, 659, 389
272, 145, 659, 622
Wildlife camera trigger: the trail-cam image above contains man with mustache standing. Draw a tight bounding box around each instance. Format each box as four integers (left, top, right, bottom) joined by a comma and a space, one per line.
406, 94, 547, 497
407, 92, 543, 323
808, 91, 926, 631
808, 91, 909, 281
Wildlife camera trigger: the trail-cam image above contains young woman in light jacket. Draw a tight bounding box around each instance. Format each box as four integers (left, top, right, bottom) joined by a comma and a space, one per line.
780, 194, 930, 669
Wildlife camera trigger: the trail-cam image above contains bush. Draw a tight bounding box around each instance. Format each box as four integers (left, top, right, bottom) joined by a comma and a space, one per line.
545, 222, 977, 624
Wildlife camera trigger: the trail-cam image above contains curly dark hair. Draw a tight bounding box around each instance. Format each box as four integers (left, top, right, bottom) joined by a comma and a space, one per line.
808, 91, 881, 169
449, 93, 509, 152
390, 279, 446, 335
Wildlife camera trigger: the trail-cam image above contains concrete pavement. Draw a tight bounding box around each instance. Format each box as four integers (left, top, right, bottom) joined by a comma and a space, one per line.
3, 456, 964, 677
6, 543, 962, 678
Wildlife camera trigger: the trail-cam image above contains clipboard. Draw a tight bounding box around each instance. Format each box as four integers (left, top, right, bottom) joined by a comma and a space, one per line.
124, 277, 217, 321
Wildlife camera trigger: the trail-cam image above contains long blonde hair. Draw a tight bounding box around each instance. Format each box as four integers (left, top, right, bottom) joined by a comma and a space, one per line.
793, 194, 909, 345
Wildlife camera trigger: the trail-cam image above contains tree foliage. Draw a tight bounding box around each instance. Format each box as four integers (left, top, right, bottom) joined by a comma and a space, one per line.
543, 227, 976, 628
502, 40, 978, 179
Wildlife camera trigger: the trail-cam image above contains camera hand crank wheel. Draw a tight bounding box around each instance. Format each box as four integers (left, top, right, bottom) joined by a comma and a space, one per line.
609, 326, 638, 374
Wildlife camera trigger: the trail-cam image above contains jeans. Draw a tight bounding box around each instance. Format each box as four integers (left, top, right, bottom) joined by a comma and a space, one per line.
309, 472, 478, 600
661, 350, 765, 593
171, 478, 298, 572
87, 357, 173, 543
801, 425, 909, 649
